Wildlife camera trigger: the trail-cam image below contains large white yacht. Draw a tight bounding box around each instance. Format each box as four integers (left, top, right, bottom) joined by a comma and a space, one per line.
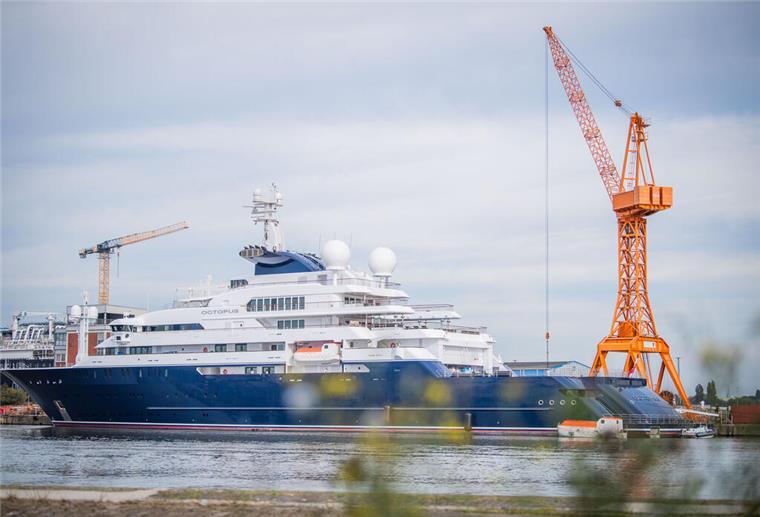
3, 188, 686, 435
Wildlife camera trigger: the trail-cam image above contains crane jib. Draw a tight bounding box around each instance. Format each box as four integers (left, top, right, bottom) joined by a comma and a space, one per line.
78, 221, 189, 305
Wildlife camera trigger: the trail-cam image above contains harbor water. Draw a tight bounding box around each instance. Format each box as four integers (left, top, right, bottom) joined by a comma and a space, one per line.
1, 425, 758, 500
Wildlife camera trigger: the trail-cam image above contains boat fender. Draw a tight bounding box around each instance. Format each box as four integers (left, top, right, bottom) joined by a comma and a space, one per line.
390, 343, 397, 348
203, 347, 208, 353
223, 368, 228, 375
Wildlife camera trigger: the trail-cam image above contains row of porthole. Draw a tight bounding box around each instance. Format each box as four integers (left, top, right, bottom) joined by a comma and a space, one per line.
538, 399, 576, 406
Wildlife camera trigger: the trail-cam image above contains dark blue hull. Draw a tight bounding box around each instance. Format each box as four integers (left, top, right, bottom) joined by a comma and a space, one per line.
2, 361, 685, 435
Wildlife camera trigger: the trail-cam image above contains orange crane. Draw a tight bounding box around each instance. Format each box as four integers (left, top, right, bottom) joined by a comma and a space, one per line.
543, 26, 690, 407
79, 222, 189, 305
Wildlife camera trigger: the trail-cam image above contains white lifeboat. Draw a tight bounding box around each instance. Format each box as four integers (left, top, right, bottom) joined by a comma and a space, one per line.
293, 342, 340, 363
557, 417, 627, 439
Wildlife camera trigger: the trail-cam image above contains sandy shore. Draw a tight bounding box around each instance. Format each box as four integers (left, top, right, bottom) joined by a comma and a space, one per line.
2, 486, 757, 516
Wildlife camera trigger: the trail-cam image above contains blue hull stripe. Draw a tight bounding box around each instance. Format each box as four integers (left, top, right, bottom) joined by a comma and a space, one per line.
144, 406, 552, 412
52, 420, 559, 434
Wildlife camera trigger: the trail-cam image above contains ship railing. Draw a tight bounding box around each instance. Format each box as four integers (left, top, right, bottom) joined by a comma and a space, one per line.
366, 321, 487, 334
227, 276, 403, 290
0, 340, 55, 351
247, 298, 410, 313
174, 276, 403, 304
615, 413, 687, 427
407, 304, 455, 311
261, 319, 486, 334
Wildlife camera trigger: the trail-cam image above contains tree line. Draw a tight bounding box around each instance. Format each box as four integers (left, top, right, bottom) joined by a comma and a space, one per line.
690, 381, 760, 407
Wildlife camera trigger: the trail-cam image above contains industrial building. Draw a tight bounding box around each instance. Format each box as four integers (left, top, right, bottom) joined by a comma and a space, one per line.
506, 360, 590, 377
1, 304, 145, 370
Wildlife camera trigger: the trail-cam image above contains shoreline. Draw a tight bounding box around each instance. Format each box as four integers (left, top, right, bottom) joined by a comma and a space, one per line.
2, 486, 756, 516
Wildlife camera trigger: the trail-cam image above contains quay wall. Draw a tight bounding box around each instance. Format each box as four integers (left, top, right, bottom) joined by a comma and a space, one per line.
0, 414, 51, 425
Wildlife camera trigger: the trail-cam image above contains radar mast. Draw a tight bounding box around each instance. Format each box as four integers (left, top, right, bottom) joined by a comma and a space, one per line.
245, 184, 284, 251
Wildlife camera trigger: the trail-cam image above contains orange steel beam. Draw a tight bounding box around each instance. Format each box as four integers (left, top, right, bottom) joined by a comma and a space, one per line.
543, 26, 620, 201
98, 252, 110, 305
544, 26, 691, 408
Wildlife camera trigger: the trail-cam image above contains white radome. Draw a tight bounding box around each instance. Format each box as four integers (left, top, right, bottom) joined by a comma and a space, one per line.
70, 305, 82, 319
369, 247, 397, 277
88, 306, 98, 320
322, 240, 351, 270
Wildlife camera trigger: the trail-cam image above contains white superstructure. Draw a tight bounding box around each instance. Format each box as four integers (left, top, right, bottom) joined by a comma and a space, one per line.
81, 189, 509, 377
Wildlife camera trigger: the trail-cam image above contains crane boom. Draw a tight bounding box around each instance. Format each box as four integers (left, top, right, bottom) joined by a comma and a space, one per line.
79, 221, 189, 304
543, 26, 620, 201
78, 222, 189, 257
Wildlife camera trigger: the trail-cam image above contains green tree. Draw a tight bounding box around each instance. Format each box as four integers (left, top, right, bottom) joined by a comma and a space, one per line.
0, 385, 28, 405
694, 384, 704, 403
706, 380, 718, 406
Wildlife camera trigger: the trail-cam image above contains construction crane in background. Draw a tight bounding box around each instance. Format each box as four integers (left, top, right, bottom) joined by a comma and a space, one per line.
543, 26, 690, 407
79, 222, 189, 305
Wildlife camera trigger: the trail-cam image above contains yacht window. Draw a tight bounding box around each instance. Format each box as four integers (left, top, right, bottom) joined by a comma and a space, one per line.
128, 346, 152, 355
245, 366, 258, 375
139, 323, 202, 332
215, 344, 227, 353
249, 297, 305, 313
262, 366, 274, 375
235, 343, 247, 352
277, 319, 304, 329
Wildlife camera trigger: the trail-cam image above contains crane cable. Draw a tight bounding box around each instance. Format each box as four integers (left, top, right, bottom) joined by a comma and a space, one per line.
544, 39, 550, 369
556, 36, 633, 116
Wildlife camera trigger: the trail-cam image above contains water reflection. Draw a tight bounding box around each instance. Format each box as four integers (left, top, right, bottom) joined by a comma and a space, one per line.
0, 425, 757, 501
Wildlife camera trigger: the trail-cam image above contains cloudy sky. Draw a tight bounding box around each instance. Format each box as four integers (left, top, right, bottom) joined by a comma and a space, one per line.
2, 2, 759, 394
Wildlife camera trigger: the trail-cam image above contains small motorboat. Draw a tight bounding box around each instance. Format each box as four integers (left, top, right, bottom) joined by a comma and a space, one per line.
681, 425, 715, 438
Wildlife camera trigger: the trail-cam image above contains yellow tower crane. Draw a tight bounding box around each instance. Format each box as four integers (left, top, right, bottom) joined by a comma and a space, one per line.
543, 26, 690, 407
79, 222, 189, 305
